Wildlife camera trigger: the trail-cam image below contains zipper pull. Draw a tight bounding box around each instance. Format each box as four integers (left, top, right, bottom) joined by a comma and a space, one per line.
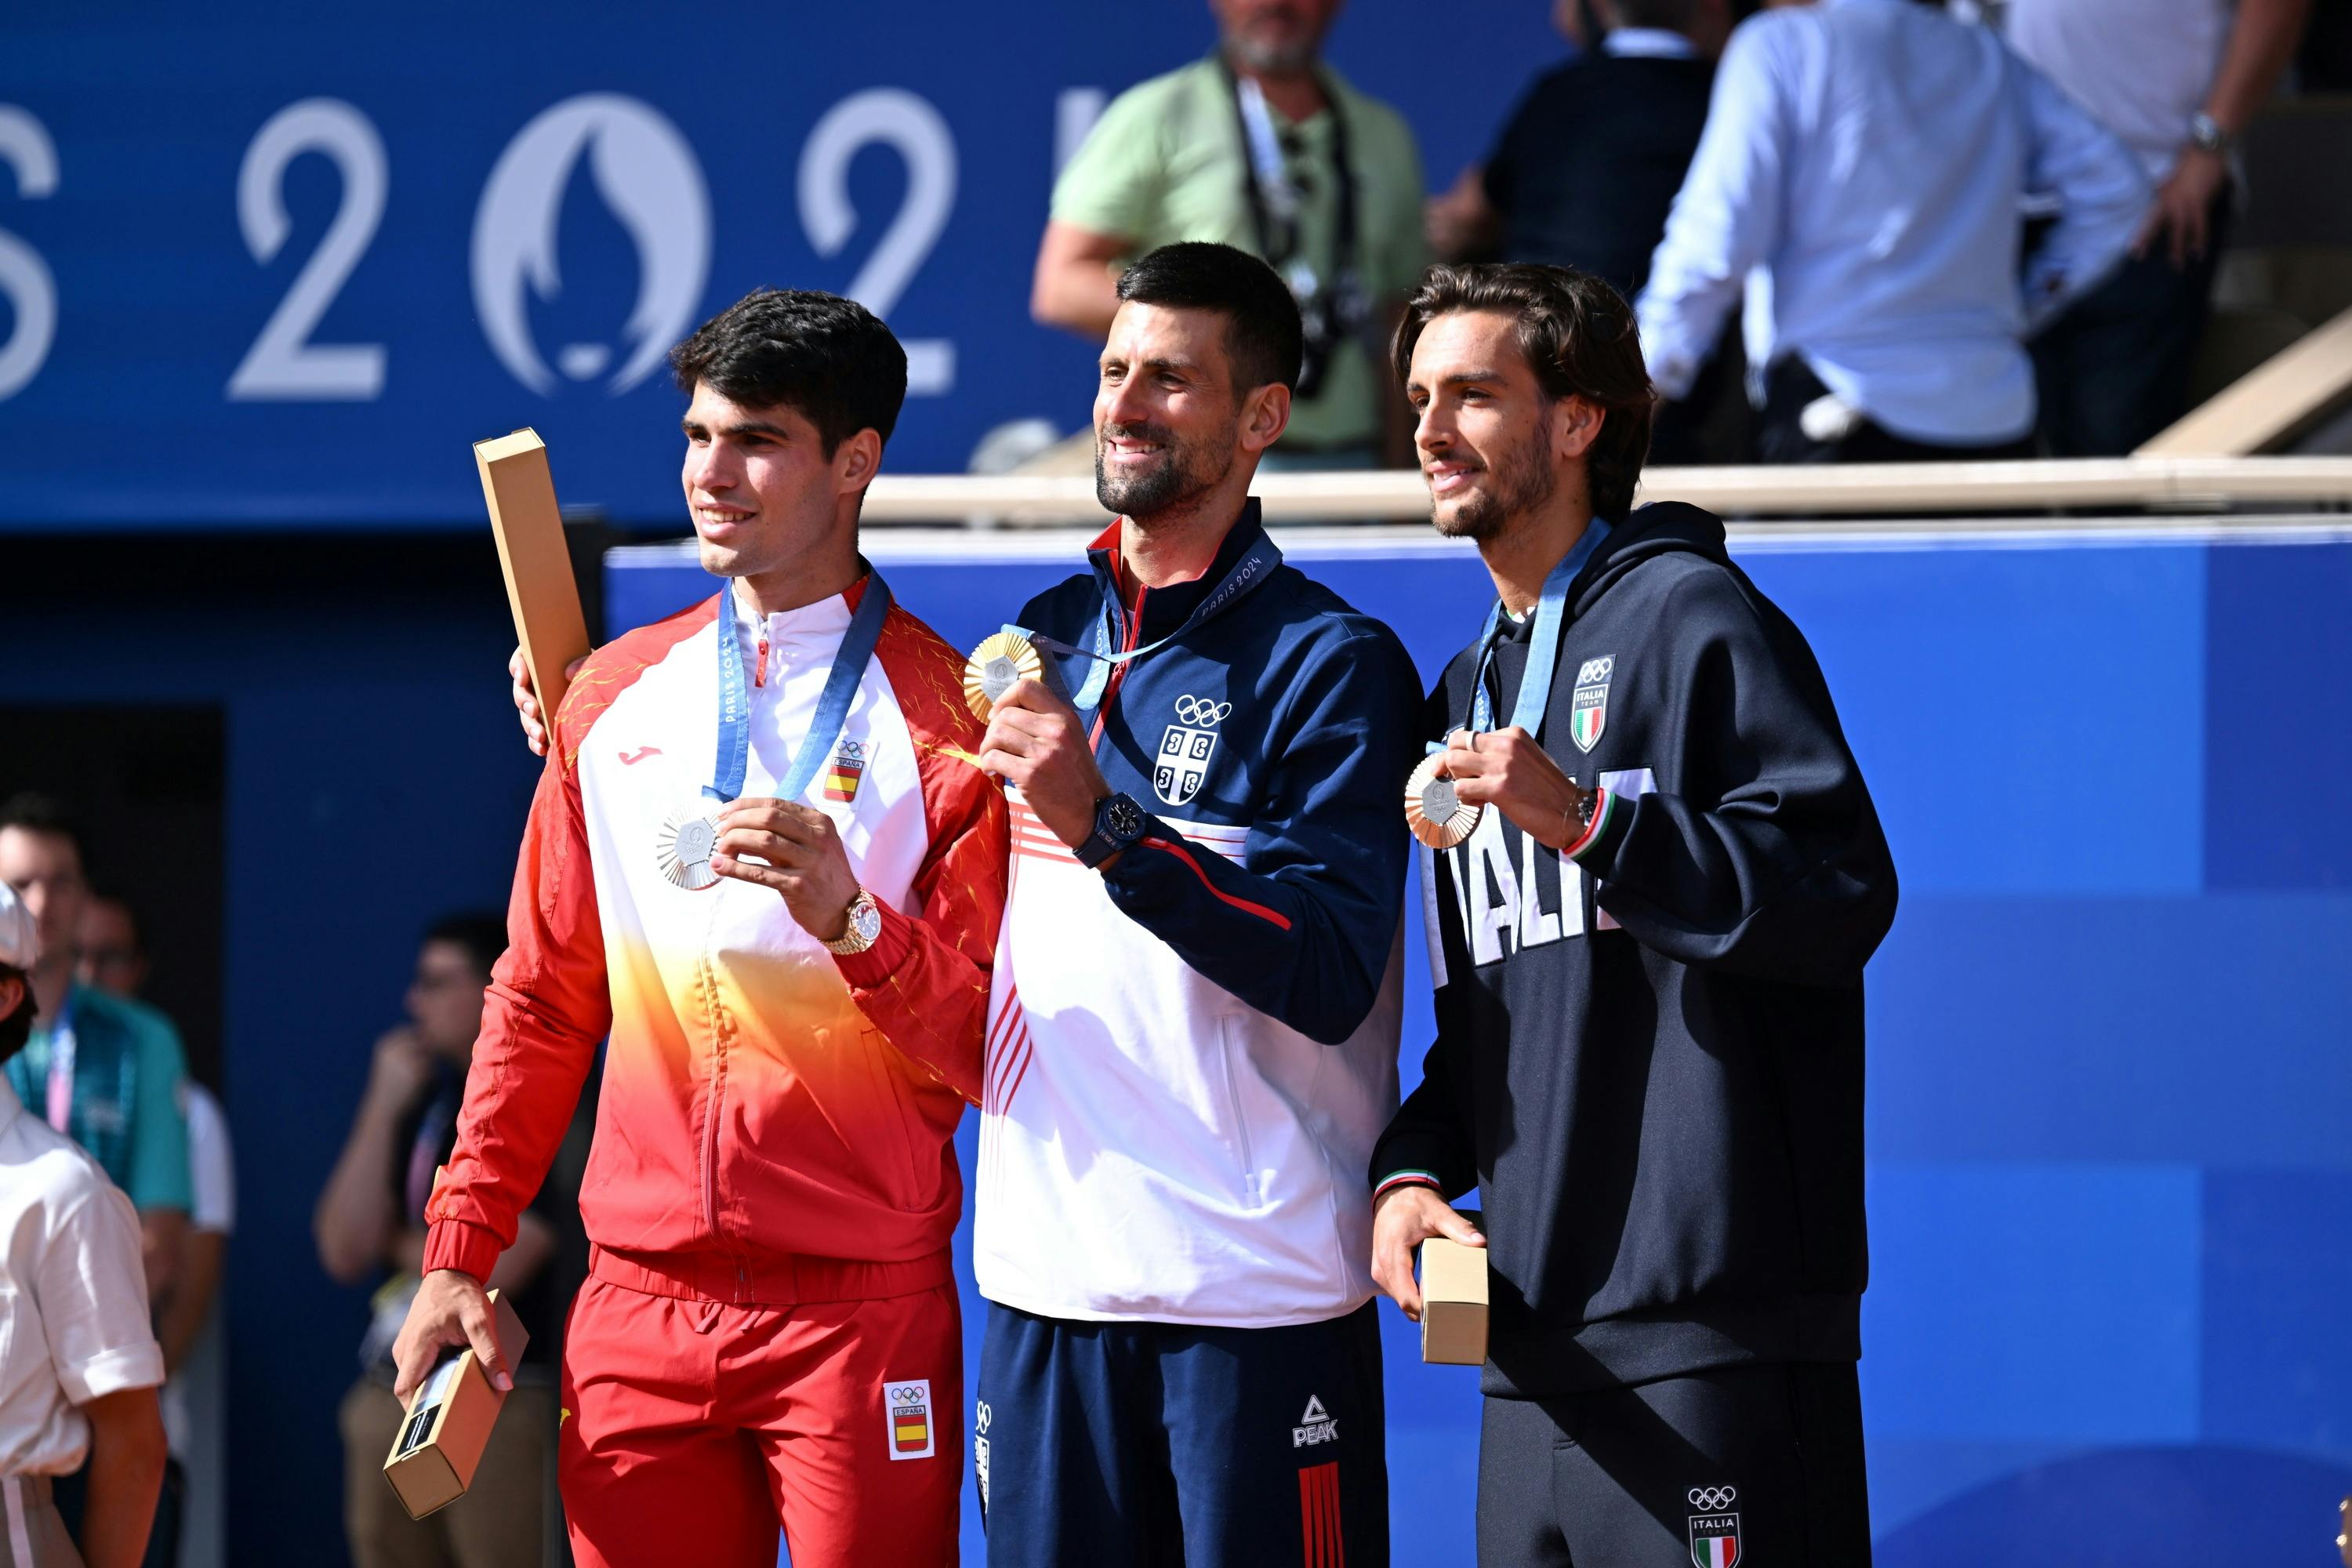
754, 630, 770, 688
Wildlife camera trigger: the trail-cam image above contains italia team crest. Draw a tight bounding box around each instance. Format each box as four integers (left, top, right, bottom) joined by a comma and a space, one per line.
1570, 655, 1613, 753
1687, 1486, 1740, 1568
1154, 695, 1230, 807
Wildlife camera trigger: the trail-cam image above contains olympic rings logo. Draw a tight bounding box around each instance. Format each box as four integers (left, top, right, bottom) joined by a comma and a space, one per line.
1688, 1486, 1737, 1511
889, 1385, 927, 1405
1173, 695, 1232, 727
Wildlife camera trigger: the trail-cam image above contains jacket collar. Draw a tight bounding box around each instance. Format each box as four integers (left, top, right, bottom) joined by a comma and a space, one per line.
1087, 499, 1271, 644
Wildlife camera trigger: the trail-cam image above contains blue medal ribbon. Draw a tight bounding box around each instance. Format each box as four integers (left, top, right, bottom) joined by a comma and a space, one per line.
1454, 517, 1613, 746
1007, 527, 1284, 717
706, 564, 892, 806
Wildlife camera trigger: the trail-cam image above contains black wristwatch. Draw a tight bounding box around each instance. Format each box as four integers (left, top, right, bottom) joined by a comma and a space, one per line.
1076, 793, 1148, 870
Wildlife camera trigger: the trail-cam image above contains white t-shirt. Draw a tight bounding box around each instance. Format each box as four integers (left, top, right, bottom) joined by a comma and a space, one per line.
2005, 0, 2229, 182
0, 1075, 165, 1475
162, 1082, 234, 1458
181, 1082, 233, 1236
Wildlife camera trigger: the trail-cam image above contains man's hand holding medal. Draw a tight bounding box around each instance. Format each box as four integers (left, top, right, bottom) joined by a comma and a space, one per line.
702, 799, 866, 943
973, 674, 1115, 858
1421, 726, 1594, 853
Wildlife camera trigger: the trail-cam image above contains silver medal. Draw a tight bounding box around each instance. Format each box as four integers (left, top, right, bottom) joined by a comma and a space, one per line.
655, 803, 722, 891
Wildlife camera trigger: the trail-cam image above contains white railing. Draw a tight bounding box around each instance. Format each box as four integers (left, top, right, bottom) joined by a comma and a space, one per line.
859, 456, 2352, 526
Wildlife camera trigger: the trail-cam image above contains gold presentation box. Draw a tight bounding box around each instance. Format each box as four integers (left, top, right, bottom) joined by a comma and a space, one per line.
1419, 1227, 1490, 1367
475, 428, 591, 727
382, 1287, 531, 1520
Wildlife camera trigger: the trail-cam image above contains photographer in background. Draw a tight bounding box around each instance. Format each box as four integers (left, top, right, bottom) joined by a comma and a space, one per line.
1033, 0, 1428, 470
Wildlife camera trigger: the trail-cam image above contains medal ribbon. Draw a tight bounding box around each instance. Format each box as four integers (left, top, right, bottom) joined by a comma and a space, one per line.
1453, 517, 1613, 748
706, 564, 893, 806
1009, 528, 1284, 717
43, 989, 75, 1134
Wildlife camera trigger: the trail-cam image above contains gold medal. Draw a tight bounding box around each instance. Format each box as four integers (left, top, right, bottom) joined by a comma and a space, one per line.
654, 802, 723, 891
1403, 752, 1480, 850
963, 631, 1044, 721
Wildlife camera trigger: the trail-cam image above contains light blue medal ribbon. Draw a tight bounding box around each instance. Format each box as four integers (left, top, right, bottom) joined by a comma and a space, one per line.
708, 564, 893, 804
1454, 517, 1613, 749
659, 567, 891, 891
1008, 528, 1284, 717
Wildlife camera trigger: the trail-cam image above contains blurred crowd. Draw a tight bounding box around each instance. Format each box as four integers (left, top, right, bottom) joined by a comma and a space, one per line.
1036, 0, 2319, 470
0, 793, 589, 1568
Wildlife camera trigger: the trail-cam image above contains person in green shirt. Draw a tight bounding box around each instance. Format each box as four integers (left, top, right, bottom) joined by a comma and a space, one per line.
1033, 0, 1429, 468
0, 795, 193, 1307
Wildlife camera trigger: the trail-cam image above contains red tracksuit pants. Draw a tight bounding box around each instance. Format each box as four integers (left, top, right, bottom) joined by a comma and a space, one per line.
557, 1252, 962, 1567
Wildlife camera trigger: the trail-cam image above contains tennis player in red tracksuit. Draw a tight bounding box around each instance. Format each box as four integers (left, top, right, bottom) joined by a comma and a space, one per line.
392, 291, 1005, 1566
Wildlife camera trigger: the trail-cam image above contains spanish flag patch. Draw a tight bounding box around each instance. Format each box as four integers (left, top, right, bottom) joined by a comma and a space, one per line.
885, 1377, 935, 1461
824, 738, 867, 803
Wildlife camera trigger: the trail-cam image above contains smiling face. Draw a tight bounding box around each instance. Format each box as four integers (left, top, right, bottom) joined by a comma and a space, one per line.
1406, 309, 1597, 543
680, 382, 873, 586
1093, 301, 1247, 521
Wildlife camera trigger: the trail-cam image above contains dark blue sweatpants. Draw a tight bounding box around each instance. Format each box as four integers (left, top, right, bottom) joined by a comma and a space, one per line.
977, 1299, 1388, 1567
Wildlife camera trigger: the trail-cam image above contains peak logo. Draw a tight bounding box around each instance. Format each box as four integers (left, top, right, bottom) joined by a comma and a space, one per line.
471, 93, 710, 397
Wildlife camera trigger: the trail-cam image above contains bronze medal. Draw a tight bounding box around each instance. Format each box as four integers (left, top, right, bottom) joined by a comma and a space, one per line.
1404, 751, 1481, 850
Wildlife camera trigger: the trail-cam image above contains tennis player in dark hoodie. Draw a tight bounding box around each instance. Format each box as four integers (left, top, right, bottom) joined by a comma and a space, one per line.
1367, 263, 1898, 1567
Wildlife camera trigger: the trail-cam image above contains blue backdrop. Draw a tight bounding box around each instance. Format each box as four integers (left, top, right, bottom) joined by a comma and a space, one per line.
0, 0, 1555, 528
615, 521, 2352, 1566
4, 520, 2347, 1560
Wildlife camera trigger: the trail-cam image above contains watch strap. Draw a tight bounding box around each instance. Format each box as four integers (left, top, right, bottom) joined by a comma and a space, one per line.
1076, 793, 1145, 870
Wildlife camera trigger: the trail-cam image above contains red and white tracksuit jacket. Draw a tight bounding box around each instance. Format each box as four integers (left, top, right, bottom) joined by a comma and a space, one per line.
422, 578, 1005, 1299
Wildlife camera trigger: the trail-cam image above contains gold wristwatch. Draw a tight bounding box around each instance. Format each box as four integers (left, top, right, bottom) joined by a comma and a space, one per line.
822, 888, 884, 956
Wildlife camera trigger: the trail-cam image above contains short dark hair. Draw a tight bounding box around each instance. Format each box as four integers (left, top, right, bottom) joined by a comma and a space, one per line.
670, 289, 909, 456
424, 912, 508, 985
1611, 0, 1701, 31
0, 793, 86, 869
0, 964, 31, 1065
1393, 263, 1655, 520
1116, 242, 1304, 397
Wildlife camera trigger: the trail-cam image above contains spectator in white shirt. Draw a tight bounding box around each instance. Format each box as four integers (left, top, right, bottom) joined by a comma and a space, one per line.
1638, 0, 2147, 463
78, 895, 233, 1568
0, 883, 168, 1568
2006, 0, 2312, 454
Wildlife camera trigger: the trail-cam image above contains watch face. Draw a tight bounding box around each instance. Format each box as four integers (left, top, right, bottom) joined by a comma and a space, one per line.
1105, 797, 1146, 840
851, 898, 884, 942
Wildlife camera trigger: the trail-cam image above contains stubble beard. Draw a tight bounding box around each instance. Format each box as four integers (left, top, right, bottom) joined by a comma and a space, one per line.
1430, 430, 1558, 544
1095, 420, 1236, 521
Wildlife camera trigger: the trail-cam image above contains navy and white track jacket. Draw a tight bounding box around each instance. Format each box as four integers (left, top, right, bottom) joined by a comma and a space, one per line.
975, 503, 1423, 1326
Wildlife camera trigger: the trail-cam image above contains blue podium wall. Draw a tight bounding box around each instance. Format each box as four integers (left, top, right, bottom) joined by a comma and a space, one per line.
615, 522, 2352, 1566
6, 521, 2342, 1563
